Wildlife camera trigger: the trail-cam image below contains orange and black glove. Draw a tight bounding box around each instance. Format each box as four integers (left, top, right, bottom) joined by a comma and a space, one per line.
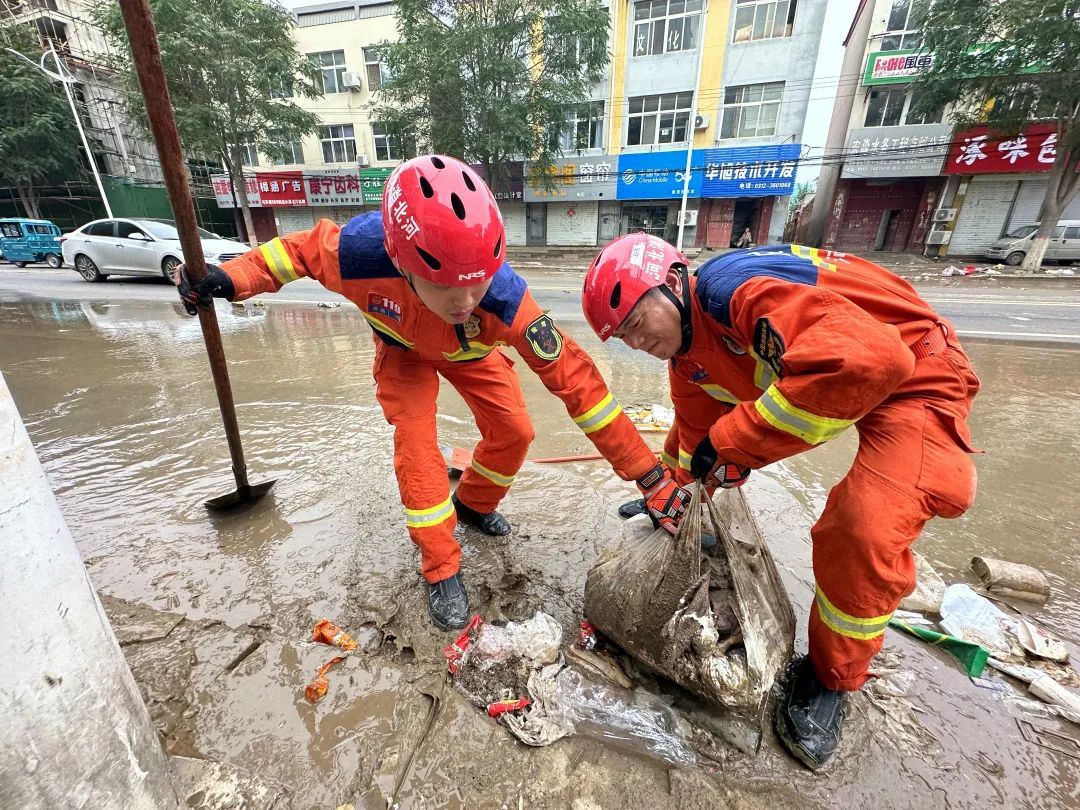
689, 435, 751, 489
636, 463, 690, 534
174, 263, 235, 315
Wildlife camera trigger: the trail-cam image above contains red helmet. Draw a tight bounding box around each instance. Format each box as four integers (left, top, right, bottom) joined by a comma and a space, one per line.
382, 154, 505, 286
582, 233, 689, 341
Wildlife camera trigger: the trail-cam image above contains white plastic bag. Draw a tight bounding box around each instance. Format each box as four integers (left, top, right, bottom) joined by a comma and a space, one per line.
939, 584, 1020, 659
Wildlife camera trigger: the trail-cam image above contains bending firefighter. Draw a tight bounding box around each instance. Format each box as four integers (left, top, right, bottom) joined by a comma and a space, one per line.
582, 235, 980, 770
174, 155, 689, 631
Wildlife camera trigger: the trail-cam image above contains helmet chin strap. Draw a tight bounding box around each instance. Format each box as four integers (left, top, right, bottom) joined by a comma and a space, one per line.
655, 266, 693, 355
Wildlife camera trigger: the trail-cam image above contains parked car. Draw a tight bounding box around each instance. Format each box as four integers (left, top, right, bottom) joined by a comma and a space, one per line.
985, 220, 1080, 266
61, 217, 246, 282
0, 218, 64, 268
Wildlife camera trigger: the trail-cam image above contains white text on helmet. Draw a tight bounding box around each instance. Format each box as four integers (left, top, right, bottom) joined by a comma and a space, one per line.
458, 269, 488, 281
391, 198, 421, 240
629, 243, 645, 268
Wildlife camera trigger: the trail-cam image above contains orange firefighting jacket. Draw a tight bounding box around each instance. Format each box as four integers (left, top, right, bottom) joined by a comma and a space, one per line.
663, 245, 967, 482
219, 213, 657, 482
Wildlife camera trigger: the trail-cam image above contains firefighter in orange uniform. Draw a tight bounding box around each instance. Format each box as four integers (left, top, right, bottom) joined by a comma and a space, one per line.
582, 234, 980, 770
176, 155, 689, 631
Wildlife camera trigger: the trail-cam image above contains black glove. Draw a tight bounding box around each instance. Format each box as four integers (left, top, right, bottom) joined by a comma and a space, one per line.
175, 263, 235, 315
689, 435, 751, 489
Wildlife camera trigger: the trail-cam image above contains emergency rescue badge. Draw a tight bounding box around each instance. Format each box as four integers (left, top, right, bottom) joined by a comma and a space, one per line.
722, 335, 747, 356
525, 315, 563, 361
368, 292, 402, 322
463, 315, 481, 339
754, 317, 786, 376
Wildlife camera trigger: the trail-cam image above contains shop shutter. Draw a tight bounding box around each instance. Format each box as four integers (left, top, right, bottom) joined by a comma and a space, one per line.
948, 177, 1018, 256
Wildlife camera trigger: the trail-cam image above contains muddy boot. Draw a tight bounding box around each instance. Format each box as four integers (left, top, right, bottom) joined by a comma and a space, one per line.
617, 498, 648, 519
775, 657, 845, 771
452, 494, 510, 536
426, 572, 469, 631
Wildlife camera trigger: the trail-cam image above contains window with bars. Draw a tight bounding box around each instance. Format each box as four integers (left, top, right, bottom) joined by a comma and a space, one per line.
233, 136, 258, 167
319, 124, 356, 163
271, 141, 304, 165
633, 0, 702, 57
863, 89, 942, 127
363, 47, 390, 92
309, 50, 347, 94
732, 0, 797, 42
626, 92, 693, 146
372, 123, 401, 162
560, 102, 605, 151
880, 0, 927, 50
720, 82, 783, 138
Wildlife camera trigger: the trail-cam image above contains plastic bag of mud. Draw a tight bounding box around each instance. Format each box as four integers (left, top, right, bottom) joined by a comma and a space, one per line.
583, 483, 795, 712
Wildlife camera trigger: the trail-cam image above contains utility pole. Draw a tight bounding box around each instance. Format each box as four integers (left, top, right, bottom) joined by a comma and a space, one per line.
676, 0, 709, 252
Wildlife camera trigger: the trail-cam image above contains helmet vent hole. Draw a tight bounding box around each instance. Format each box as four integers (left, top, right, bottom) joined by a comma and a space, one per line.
430, 156, 446, 169
450, 192, 466, 220
593, 249, 604, 268
419, 175, 435, 198
493, 236, 502, 257
610, 281, 622, 309
415, 246, 441, 271
462, 171, 476, 192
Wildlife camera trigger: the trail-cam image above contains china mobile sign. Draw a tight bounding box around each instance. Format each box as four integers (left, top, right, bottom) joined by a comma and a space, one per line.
945, 125, 1061, 174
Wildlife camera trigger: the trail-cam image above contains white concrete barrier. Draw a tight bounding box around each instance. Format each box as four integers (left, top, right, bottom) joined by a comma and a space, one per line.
0, 372, 180, 809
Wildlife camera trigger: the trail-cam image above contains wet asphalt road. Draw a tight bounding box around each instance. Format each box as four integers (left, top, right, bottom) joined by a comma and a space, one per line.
3, 264, 1080, 344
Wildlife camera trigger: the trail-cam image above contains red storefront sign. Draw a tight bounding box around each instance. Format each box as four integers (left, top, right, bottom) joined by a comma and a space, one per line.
945, 124, 1059, 174
255, 171, 307, 206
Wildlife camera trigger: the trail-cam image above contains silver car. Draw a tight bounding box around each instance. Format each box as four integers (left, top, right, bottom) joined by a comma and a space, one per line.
61, 217, 247, 282
985, 220, 1080, 266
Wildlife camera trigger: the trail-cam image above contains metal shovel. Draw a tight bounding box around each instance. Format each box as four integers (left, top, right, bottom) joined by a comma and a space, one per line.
119, 0, 274, 510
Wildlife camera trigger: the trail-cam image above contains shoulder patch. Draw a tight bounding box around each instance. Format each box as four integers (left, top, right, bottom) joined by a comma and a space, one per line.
525, 315, 563, 361
753, 317, 785, 376
478, 263, 527, 326
339, 212, 400, 281
695, 246, 820, 327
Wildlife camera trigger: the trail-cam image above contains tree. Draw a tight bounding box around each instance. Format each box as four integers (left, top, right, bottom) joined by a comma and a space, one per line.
94, 0, 322, 247
0, 23, 82, 219
914, 0, 1080, 270
371, 0, 610, 192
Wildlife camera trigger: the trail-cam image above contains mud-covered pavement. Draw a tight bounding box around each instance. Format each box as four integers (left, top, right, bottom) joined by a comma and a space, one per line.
1, 289, 1079, 809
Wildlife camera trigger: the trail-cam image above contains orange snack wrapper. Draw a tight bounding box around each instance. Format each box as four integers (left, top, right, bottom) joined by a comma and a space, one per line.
312, 619, 358, 651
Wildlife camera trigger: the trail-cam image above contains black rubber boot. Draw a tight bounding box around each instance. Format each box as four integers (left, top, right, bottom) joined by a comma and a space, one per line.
617, 498, 649, 519
425, 572, 469, 631
775, 656, 845, 771
452, 493, 510, 536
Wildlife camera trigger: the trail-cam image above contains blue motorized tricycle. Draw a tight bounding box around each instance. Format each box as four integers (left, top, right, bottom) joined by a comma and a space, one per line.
0, 218, 64, 268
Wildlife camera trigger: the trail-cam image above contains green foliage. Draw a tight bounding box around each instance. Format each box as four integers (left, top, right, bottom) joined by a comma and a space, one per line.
0, 23, 82, 194
371, 0, 610, 188
93, 0, 322, 169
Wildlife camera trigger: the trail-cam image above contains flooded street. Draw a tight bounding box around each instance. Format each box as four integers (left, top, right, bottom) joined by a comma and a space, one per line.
2, 290, 1079, 809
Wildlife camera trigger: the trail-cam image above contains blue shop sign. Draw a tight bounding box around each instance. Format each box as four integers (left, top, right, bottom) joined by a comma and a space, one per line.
700, 143, 801, 198
616, 150, 704, 200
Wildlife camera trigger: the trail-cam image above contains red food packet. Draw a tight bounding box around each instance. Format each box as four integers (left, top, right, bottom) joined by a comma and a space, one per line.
443, 615, 484, 674
577, 620, 598, 651
486, 698, 532, 718
312, 619, 358, 651
304, 656, 345, 702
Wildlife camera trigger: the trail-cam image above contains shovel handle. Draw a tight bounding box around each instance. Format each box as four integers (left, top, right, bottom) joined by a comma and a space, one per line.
118, 0, 250, 492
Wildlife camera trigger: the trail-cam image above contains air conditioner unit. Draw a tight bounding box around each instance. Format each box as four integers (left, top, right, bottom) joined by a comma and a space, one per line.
693, 114, 709, 130
357, 154, 370, 167
342, 72, 364, 91
925, 229, 952, 245
932, 208, 957, 223
681, 209, 699, 226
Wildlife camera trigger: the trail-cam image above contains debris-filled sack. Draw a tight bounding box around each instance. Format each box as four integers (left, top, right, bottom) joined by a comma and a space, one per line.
584, 483, 795, 712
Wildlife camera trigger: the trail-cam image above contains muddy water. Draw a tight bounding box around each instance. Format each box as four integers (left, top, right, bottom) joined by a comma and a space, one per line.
2, 294, 1079, 809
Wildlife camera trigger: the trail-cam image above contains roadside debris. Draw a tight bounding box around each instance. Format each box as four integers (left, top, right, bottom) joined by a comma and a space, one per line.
971, 556, 1051, 604
304, 656, 345, 702
304, 618, 360, 702
988, 659, 1080, 720
625, 403, 675, 432
888, 619, 988, 677
939, 584, 1024, 660
1016, 619, 1069, 663
899, 550, 946, 613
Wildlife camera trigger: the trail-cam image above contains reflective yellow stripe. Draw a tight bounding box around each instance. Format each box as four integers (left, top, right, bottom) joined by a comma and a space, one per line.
362, 313, 415, 347
677, 447, 691, 472
815, 586, 892, 641
470, 459, 515, 487
404, 495, 454, 529
573, 392, 622, 434
752, 355, 777, 390
754, 384, 854, 445
791, 244, 837, 273
442, 340, 505, 362
259, 238, 299, 285
659, 450, 677, 469
698, 382, 739, 404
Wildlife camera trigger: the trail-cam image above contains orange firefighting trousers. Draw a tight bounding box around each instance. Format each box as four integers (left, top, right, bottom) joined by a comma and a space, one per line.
374, 343, 534, 583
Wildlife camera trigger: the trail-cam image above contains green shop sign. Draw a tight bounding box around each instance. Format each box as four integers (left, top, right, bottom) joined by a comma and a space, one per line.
360, 168, 393, 204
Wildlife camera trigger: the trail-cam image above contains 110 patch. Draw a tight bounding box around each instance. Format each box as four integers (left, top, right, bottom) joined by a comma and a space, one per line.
525, 315, 563, 361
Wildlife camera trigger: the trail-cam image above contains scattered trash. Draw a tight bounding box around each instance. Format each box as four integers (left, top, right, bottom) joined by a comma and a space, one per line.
1016, 718, 1080, 760
625, 403, 675, 432
1017, 619, 1069, 663
970, 675, 1009, 692
988, 658, 1080, 719
443, 614, 484, 675
892, 609, 936, 627
971, 556, 1051, 604
576, 620, 598, 650
941, 265, 977, 277
899, 551, 947, 613
862, 665, 942, 757
889, 618, 989, 677
939, 584, 1023, 660
304, 656, 345, 703
317, 301, 342, 308
564, 646, 634, 690
312, 618, 359, 651
471, 611, 563, 667
1044, 267, 1076, 276
486, 697, 532, 717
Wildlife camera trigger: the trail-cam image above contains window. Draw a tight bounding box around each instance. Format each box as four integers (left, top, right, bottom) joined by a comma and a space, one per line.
309, 50, 347, 94
84, 221, 116, 237
1, 223, 22, 238
320, 124, 356, 163
863, 88, 941, 127
28, 224, 55, 234
733, 0, 797, 43
116, 221, 148, 239
633, 0, 702, 57
1064, 227, 1080, 240
561, 101, 605, 150
234, 136, 258, 167
363, 47, 389, 91
268, 76, 293, 99
372, 123, 400, 162
627, 92, 693, 145
271, 141, 305, 165
720, 82, 783, 138
880, 0, 926, 50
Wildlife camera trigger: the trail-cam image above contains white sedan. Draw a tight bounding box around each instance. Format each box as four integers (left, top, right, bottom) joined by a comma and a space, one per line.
61, 217, 248, 283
